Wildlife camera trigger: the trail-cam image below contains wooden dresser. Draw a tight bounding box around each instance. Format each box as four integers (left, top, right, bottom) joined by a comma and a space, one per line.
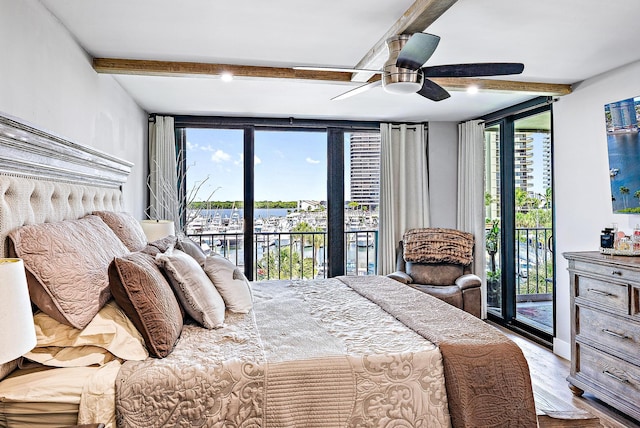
563, 251, 640, 421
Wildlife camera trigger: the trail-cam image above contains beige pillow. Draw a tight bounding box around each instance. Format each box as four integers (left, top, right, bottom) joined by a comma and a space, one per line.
156, 247, 225, 328
9, 215, 129, 329
92, 211, 147, 252
175, 236, 207, 266
202, 254, 253, 314
109, 252, 183, 358
24, 301, 148, 367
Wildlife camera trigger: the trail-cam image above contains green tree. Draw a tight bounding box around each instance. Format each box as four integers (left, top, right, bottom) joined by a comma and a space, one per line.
257, 247, 315, 280
634, 190, 640, 206
620, 186, 630, 209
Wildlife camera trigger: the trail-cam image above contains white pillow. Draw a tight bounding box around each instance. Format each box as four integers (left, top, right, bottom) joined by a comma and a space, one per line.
202, 254, 253, 313
156, 247, 226, 329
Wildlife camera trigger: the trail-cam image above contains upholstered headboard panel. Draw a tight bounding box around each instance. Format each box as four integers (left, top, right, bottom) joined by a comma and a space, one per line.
0, 111, 133, 258
0, 175, 125, 257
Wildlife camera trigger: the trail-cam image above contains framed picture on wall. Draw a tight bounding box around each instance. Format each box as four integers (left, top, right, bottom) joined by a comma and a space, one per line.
605, 96, 640, 213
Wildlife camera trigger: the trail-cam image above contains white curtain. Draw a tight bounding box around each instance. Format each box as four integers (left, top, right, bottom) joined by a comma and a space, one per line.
377, 123, 430, 275
147, 116, 179, 227
456, 119, 487, 316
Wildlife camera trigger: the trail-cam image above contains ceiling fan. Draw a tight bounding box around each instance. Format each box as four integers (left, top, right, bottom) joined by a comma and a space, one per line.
297, 33, 524, 102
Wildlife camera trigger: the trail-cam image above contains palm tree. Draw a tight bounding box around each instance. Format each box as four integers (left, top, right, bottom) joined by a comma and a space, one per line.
634, 190, 640, 206
620, 186, 630, 209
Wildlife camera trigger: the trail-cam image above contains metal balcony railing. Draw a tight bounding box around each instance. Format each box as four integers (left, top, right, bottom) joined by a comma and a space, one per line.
187, 230, 378, 280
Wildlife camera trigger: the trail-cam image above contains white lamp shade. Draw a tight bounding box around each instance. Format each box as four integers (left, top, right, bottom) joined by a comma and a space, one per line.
140, 219, 175, 242
0, 259, 36, 364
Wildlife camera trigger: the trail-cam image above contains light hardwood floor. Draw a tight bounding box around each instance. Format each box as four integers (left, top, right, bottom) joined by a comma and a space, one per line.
494, 324, 640, 428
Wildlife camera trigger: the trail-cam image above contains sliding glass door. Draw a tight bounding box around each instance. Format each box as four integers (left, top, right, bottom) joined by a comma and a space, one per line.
485, 103, 555, 342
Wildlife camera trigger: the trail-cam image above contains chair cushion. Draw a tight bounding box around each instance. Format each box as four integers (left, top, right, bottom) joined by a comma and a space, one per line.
410, 284, 463, 309
406, 262, 464, 286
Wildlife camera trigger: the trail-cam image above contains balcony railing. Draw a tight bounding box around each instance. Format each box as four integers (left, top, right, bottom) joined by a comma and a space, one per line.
486, 226, 554, 306
187, 230, 378, 280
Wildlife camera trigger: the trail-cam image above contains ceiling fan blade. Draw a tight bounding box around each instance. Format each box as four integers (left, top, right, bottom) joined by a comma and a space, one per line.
422, 63, 525, 78
417, 78, 451, 101
395, 33, 441, 71
331, 80, 382, 101
294, 66, 382, 74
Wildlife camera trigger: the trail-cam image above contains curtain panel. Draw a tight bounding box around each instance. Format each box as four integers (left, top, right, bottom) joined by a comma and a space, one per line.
148, 116, 180, 228
456, 119, 487, 316
377, 123, 430, 275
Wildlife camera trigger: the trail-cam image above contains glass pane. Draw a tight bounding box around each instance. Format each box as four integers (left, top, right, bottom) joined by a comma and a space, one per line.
254, 130, 327, 280
185, 128, 245, 266
345, 131, 380, 276
513, 111, 553, 334
485, 124, 502, 315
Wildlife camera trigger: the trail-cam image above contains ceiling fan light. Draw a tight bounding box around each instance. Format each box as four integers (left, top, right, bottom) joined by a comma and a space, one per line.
383, 81, 422, 94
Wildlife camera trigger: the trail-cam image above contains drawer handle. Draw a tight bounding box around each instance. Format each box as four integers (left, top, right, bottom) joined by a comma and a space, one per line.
602, 329, 630, 340
603, 370, 629, 384
611, 270, 623, 276
587, 288, 615, 297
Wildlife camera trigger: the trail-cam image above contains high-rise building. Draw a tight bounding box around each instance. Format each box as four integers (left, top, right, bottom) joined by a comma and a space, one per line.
349, 132, 381, 209
514, 132, 534, 190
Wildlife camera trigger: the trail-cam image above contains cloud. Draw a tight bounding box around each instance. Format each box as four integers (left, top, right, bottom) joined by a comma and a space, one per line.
211, 149, 231, 163
306, 157, 320, 164
235, 154, 262, 166
186, 141, 196, 150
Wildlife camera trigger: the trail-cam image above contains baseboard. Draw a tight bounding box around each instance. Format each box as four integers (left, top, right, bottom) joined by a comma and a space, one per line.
553, 338, 571, 360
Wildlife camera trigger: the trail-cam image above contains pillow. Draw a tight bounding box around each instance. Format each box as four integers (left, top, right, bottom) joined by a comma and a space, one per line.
156, 247, 225, 329
144, 235, 177, 256
202, 254, 253, 313
109, 252, 183, 358
92, 211, 147, 252
175, 236, 207, 266
9, 215, 129, 329
24, 301, 148, 367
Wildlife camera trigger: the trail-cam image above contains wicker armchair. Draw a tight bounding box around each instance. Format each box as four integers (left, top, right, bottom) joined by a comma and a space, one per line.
387, 228, 482, 318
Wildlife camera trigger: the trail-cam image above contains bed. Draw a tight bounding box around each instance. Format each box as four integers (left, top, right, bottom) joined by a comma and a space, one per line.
0, 112, 537, 427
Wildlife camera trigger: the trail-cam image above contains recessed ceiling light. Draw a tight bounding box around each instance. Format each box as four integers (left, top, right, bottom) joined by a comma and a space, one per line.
221, 72, 233, 82
467, 85, 479, 95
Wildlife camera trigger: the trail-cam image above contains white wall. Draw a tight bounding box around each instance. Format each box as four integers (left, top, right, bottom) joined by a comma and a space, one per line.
0, 0, 147, 217
428, 122, 458, 228
553, 59, 640, 358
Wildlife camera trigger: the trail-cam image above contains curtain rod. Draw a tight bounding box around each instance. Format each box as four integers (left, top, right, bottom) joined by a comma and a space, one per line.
477, 96, 556, 124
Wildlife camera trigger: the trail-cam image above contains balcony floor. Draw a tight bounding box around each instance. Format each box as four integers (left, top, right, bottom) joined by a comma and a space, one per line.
516, 300, 553, 333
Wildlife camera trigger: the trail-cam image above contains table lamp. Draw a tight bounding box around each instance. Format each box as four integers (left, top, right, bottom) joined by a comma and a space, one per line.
0, 259, 36, 363
140, 219, 175, 242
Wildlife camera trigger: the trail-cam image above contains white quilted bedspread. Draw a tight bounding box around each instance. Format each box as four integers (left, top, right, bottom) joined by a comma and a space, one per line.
113, 278, 451, 427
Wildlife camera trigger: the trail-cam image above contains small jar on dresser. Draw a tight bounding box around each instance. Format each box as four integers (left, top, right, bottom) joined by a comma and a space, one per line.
563, 251, 640, 421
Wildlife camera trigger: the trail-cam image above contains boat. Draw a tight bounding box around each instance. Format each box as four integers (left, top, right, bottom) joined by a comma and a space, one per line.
356, 233, 375, 247
610, 168, 620, 177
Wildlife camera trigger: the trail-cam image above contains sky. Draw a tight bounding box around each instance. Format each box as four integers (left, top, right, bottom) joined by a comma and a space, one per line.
186, 128, 349, 202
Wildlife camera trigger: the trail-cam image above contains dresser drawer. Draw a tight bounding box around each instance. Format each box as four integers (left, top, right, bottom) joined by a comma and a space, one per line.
577, 306, 640, 364
573, 259, 640, 283
577, 344, 640, 402
576, 276, 629, 314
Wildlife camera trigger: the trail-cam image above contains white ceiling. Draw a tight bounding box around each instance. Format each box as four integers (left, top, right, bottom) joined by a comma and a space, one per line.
41, 0, 640, 122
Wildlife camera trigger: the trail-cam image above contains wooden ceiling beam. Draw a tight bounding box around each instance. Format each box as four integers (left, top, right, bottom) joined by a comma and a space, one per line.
94, 57, 572, 96
93, 58, 353, 82
351, 0, 459, 82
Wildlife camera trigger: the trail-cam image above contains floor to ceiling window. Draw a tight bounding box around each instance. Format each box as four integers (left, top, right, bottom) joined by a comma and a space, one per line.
175, 117, 380, 281
483, 98, 555, 343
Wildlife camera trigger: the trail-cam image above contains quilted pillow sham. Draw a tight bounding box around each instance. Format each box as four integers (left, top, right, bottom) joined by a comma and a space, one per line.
156, 247, 225, 328
109, 252, 183, 358
92, 211, 147, 252
9, 215, 129, 329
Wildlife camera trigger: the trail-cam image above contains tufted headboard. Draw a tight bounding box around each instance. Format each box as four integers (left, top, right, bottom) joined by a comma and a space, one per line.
0, 112, 133, 257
